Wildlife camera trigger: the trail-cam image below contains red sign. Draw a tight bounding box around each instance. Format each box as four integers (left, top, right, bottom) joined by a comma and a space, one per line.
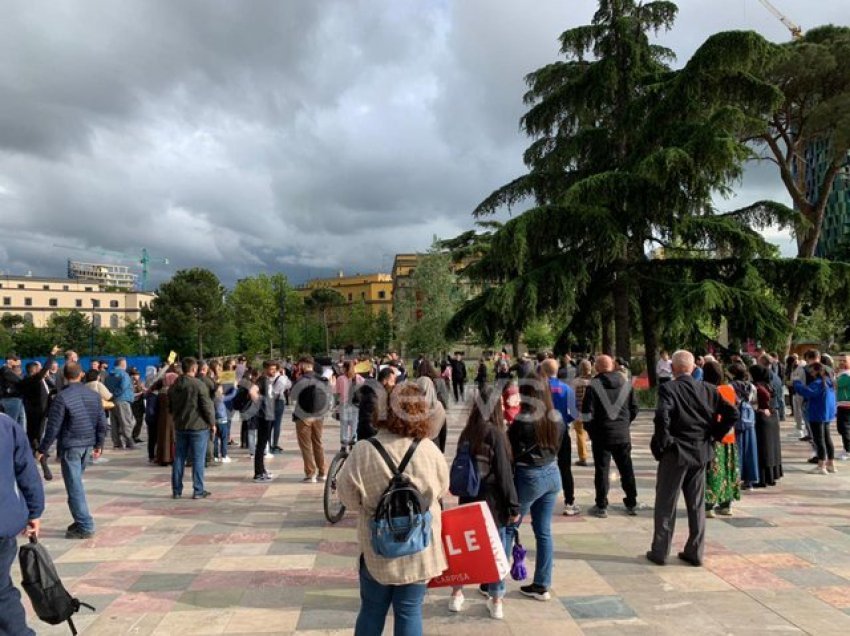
429, 501, 509, 588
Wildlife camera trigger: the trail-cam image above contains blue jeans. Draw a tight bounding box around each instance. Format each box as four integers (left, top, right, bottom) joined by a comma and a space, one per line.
60, 446, 95, 533
272, 400, 285, 448
214, 418, 230, 459
515, 462, 561, 589
356, 556, 427, 636
487, 525, 511, 599
0, 537, 35, 636
172, 429, 208, 496
0, 397, 26, 429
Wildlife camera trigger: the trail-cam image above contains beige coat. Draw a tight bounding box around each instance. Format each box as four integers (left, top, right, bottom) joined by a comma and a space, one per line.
337, 430, 449, 585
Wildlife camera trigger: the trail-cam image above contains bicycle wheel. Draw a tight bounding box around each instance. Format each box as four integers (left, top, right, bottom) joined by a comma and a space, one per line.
323, 450, 348, 524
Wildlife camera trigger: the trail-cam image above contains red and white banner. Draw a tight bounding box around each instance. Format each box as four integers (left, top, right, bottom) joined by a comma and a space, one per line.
429, 501, 509, 588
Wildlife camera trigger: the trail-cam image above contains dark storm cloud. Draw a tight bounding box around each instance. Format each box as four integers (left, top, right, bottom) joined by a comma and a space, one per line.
0, 1, 846, 284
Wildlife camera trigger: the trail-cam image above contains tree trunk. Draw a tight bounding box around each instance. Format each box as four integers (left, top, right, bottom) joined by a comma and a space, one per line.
601, 309, 613, 356
783, 295, 804, 359
613, 274, 631, 362
640, 294, 659, 388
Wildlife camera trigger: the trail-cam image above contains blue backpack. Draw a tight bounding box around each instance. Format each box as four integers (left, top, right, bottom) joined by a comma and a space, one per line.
368, 438, 432, 558
736, 392, 756, 432
449, 441, 481, 498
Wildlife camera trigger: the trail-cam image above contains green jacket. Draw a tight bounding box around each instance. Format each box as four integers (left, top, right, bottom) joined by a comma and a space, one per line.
168, 375, 215, 431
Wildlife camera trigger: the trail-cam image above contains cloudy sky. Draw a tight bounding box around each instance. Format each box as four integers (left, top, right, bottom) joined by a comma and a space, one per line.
1, 0, 847, 288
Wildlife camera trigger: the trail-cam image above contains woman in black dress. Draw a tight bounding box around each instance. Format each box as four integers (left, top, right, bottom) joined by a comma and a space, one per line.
750, 365, 783, 487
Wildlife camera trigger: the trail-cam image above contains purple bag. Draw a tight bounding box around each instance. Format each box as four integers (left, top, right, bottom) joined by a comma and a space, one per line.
510, 527, 527, 581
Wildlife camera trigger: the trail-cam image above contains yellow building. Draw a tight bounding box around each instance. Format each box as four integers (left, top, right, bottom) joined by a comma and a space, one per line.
0, 274, 155, 329
296, 271, 393, 316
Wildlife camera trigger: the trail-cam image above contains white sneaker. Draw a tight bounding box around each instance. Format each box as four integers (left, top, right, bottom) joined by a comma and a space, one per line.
487, 598, 504, 620
301, 475, 317, 483
448, 593, 465, 613
562, 503, 581, 516
827, 464, 837, 474
213, 457, 221, 463
220, 457, 232, 464
264, 452, 274, 459
840, 452, 850, 461
810, 466, 828, 475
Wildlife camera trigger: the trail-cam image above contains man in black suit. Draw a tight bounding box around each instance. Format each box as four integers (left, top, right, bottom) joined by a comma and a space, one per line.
20, 346, 60, 480
647, 350, 736, 567
449, 352, 467, 403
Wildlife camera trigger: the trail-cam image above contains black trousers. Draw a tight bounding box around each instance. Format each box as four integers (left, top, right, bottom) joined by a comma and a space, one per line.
131, 399, 145, 439
592, 442, 637, 509
452, 380, 465, 402
24, 407, 45, 452
837, 408, 850, 453
254, 419, 272, 477
650, 451, 706, 562
558, 432, 575, 506
809, 421, 835, 461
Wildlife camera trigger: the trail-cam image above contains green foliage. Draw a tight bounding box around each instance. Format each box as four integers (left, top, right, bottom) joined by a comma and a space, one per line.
373, 310, 393, 353
47, 310, 92, 353
338, 300, 376, 351
635, 387, 658, 409
227, 273, 298, 356
523, 318, 555, 352
143, 268, 236, 358
396, 250, 462, 357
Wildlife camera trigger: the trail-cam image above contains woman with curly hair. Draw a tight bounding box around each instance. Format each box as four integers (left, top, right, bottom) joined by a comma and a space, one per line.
337, 382, 448, 636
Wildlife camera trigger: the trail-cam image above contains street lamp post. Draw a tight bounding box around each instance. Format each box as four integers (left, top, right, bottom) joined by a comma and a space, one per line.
90, 300, 97, 360
195, 307, 203, 360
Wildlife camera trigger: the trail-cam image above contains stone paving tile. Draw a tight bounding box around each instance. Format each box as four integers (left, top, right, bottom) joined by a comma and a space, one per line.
14, 409, 850, 634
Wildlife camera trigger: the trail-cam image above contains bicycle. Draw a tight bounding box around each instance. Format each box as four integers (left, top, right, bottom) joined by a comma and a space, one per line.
324, 406, 357, 524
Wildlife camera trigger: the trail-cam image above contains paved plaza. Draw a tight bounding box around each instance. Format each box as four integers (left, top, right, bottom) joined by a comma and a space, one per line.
15, 406, 850, 635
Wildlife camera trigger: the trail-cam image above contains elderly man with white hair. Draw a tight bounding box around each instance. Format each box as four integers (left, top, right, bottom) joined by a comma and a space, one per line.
646, 350, 737, 567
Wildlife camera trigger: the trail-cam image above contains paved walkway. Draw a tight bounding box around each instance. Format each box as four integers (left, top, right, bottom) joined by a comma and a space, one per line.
15, 406, 850, 635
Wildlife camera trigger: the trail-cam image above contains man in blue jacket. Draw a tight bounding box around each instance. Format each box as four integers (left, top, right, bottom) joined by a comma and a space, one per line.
542, 359, 580, 516
0, 411, 44, 635
38, 363, 107, 539
104, 357, 135, 450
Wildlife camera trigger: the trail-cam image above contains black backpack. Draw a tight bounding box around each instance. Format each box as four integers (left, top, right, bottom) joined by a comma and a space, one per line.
367, 438, 433, 558
18, 536, 95, 635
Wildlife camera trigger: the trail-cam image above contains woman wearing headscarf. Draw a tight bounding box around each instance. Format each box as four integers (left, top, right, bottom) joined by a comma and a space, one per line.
750, 364, 783, 487
702, 361, 740, 517
415, 359, 450, 452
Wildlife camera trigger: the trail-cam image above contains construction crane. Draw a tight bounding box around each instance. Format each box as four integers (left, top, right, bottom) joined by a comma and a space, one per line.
53, 244, 169, 291
757, 0, 803, 40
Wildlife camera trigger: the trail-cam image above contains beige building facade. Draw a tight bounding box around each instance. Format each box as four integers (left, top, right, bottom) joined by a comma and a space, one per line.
0, 275, 154, 329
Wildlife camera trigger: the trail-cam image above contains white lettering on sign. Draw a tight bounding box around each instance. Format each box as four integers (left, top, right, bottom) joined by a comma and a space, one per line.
444, 530, 481, 556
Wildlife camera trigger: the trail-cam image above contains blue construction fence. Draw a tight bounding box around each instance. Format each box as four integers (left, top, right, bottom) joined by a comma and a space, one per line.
22, 356, 162, 382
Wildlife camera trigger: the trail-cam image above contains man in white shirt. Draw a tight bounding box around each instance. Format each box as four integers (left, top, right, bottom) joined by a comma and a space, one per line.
656, 351, 673, 385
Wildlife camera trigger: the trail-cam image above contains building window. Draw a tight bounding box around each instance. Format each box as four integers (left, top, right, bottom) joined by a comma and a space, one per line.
361, 292, 365, 299
23, 313, 33, 324
348, 293, 353, 302
110, 314, 119, 329
109, 300, 119, 308
2, 297, 9, 306
49, 298, 58, 307
378, 291, 386, 299
85, 286, 93, 292
91, 299, 100, 308
63, 285, 69, 291
17, 284, 24, 289
75, 299, 83, 308
93, 314, 101, 327
24, 297, 32, 306
43, 285, 50, 290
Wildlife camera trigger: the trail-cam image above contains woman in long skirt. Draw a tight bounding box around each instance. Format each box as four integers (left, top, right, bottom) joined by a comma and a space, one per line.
703, 361, 741, 516
751, 365, 783, 486
729, 363, 759, 490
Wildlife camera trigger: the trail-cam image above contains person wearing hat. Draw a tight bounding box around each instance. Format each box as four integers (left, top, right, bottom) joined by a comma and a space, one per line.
291, 356, 331, 483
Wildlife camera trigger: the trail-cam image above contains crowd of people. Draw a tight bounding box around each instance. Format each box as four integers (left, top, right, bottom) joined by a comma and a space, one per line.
0, 341, 846, 635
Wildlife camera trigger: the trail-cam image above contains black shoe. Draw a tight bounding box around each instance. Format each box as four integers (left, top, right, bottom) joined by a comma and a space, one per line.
40, 455, 53, 481
172, 493, 182, 499
677, 552, 702, 567
228, 440, 235, 446
65, 527, 94, 540
192, 490, 211, 499
125, 444, 135, 450
801, 436, 812, 442
67, 522, 80, 531
519, 583, 551, 601
133, 438, 143, 444
574, 459, 588, 466
807, 456, 819, 464
645, 551, 665, 566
